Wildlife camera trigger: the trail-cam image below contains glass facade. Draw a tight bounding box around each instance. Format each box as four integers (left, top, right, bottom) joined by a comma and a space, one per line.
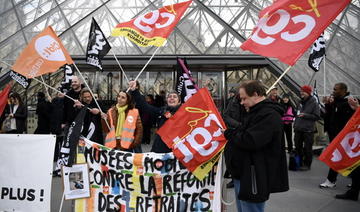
1, 0, 359, 101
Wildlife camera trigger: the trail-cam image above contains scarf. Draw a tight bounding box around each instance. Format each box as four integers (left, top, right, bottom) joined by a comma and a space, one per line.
115, 104, 128, 138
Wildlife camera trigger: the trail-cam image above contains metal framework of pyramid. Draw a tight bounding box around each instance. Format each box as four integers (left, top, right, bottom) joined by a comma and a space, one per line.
1, 0, 359, 96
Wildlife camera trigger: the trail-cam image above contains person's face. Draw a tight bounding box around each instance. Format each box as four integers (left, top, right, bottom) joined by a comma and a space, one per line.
145, 96, 152, 103
270, 89, 278, 97
71, 77, 81, 91
283, 97, 289, 103
167, 93, 180, 107
300, 91, 309, 99
239, 88, 258, 108
82, 92, 92, 105
117, 92, 128, 107
332, 85, 345, 98
9, 97, 15, 104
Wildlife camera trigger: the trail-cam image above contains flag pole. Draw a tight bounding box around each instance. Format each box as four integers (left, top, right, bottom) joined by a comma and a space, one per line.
111, 49, 129, 83
73, 63, 111, 130
40, 75, 52, 100
266, 65, 292, 94
323, 56, 326, 96
126, 46, 161, 92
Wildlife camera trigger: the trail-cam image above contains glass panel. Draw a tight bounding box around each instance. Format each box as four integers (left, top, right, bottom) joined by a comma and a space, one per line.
0, 0, 13, 14
200, 72, 223, 109
0, 9, 20, 43
16, 0, 53, 26
60, 0, 102, 25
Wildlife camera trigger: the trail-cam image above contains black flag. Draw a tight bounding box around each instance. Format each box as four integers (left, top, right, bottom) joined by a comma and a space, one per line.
175, 58, 198, 103
86, 18, 111, 70
9, 70, 31, 89
56, 107, 86, 170
308, 34, 326, 72
59, 64, 74, 93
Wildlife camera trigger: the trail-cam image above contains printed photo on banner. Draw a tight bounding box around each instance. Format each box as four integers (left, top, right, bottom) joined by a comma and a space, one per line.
62, 163, 90, 200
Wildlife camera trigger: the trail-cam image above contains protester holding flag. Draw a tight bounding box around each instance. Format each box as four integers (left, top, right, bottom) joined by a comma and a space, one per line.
129, 80, 181, 153
101, 90, 143, 151
74, 88, 104, 145
319, 83, 357, 188
62, 76, 83, 128
3, 92, 27, 134
223, 80, 289, 211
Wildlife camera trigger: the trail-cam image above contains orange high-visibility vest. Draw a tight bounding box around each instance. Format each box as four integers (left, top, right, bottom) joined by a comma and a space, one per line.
104, 108, 139, 149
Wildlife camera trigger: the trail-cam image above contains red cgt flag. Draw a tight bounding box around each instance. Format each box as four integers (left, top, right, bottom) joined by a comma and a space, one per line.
0, 83, 12, 117
111, 0, 192, 47
241, 0, 351, 65
319, 107, 360, 176
157, 88, 227, 180
12, 26, 73, 78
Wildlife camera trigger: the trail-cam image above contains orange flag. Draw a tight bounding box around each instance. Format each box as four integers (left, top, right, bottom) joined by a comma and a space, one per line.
111, 0, 192, 47
319, 107, 360, 176
12, 26, 73, 78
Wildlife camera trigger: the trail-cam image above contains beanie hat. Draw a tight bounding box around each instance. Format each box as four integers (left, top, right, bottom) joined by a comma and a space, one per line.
301, 85, 312, 95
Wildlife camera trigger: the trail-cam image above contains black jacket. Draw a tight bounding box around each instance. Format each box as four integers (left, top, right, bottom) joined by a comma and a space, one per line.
222, 95, 245, 129
81, 101, 104, 145
131, 89, 179, 153
293, 96, 320, 132
4, 104, 27, 133
50, 97, 64, 135
34, 98, 52, 134
324, 94, 355, 140
62, 88, 81, 125
224, 99, 289, 202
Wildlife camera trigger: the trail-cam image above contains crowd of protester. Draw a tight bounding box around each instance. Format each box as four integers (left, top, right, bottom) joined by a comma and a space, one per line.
1, 76, 359, 211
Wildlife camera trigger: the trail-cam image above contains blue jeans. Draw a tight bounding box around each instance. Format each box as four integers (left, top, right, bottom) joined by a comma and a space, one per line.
233, 179, 265, 212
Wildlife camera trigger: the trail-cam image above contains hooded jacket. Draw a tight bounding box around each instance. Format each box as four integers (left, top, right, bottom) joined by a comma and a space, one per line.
293, 96, 320, 132
224, 99, 289, 202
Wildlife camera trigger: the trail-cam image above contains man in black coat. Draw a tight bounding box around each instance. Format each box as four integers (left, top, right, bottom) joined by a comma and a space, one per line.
62, 76, 83, 128
320, 83, 356, 188
224, 80, 289, 212
293, 85, 320, 170
34, 92, 51, 134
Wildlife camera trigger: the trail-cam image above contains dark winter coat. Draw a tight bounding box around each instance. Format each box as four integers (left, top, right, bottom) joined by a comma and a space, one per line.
131, 89, 179, 153
34, 98, 52, 134
224, 99, 289, 202
62, 88, 81, 125
293, 96, 320, 132
222, 95, 245, 129
50, 97, 64, 135
4, 104, 27, 133
324, 93, 355, 140
81, 101, 104, 145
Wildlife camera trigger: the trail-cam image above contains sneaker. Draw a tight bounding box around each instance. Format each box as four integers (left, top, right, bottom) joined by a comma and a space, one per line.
319, 179, 336, 188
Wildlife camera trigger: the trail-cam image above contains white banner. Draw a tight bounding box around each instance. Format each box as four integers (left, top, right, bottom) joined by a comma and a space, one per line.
0, 134, 56, 212
75, 138, 222, 211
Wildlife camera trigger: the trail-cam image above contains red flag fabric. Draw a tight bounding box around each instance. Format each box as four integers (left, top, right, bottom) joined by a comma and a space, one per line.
111, 0, 192, 47
319, 107, 360, 176
12, 26, 73, 78
0, 83, 11, 116
157, 88, 227, 180
241, 0, 351, 65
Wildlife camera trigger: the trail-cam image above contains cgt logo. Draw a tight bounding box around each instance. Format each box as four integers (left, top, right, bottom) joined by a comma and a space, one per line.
251, 9, 316, 45
35, 35, 65, 61
172, 107, 224, 163
134, 7, 176, 33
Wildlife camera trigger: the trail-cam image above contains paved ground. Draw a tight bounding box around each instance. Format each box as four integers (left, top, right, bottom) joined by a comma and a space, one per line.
51, 145, 359, 212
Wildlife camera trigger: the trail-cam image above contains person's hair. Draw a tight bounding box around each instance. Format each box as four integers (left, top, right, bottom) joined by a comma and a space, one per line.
9, 92, 23, 106
335, 82, 348, 92
239, 80, 266, 97
80, 88, 91, 97
117, 91, 135, 109
167, 91, 181, 100
80, 88, 92, 102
